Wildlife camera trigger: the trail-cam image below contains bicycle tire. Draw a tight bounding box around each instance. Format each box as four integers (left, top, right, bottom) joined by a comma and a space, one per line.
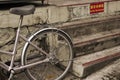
21, 28, 73, 80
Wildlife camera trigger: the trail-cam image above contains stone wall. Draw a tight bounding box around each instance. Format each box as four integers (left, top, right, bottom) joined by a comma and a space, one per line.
0, 1, 120, 28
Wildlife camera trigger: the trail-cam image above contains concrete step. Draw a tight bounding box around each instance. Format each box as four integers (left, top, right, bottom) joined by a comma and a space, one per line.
84, 58, 120, 80
73, 29, 120, 47
73, 29, 120, 56
62, 17, 120, 39
72, 45, 120, 78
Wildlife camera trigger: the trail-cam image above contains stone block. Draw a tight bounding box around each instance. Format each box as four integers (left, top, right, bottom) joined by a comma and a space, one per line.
0, 28, 15, 46
0, 10, 19, 28
23, 7, 48, 25
104, 2, 108, 15
70, 4, 90, 20
0, 10, 9, 16
48, 6, 69, 23
8, 14, 19, 28
108, 1, 117, 15
34, 7, 48, 23
116, 1, 120, 11
0, 14, 8, 28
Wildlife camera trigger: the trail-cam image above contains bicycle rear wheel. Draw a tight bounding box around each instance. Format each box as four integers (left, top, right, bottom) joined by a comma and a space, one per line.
21, 28, 73, 80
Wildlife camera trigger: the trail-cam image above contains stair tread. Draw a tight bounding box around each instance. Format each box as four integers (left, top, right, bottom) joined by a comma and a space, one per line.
73, 29, 120, 47
72, 45, 120, 77
73, 45, 120, 65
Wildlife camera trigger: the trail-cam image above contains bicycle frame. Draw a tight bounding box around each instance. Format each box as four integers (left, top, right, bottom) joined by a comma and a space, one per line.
0, 15, 49, 73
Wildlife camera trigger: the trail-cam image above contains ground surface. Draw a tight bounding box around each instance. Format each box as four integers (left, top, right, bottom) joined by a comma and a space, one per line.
0, 58, 119, 80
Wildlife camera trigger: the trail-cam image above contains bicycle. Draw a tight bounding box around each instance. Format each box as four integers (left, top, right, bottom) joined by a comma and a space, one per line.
0, 5, 73, 80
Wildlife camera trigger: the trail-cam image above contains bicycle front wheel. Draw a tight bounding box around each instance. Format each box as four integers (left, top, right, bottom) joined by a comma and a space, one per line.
21, 28, 73, 80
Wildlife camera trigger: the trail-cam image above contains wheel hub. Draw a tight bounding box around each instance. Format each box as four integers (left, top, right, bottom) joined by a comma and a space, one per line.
49, 54, 59, 64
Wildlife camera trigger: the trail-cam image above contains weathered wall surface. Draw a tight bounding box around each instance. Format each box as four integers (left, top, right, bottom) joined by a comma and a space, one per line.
0, 1, 120, 28
0, 1, 120, 62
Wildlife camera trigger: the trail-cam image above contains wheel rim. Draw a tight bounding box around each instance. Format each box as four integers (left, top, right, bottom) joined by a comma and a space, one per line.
22, 29, 73, 80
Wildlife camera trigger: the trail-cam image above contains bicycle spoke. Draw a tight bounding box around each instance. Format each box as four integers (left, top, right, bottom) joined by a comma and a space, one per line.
22, 28, 73, 80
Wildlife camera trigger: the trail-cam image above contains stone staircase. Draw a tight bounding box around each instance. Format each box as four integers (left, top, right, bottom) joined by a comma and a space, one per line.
59, 16, 120, 78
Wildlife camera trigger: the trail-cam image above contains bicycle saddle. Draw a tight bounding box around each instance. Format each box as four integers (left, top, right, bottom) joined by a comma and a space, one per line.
10, 5, 35, 15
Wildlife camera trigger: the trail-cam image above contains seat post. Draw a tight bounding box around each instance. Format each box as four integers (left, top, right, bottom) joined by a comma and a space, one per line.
18, 15, 23, 28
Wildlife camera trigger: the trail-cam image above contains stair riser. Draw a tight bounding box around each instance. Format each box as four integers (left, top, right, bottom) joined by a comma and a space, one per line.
63, 19, 120, 39
74, 37, 120, 56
